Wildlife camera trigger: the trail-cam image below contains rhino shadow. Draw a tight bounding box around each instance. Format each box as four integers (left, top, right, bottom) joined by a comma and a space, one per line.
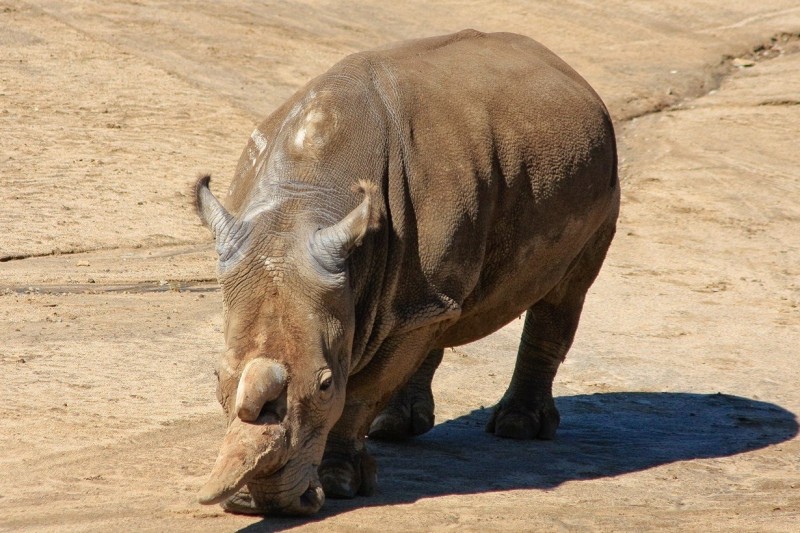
239, 392, 797, 531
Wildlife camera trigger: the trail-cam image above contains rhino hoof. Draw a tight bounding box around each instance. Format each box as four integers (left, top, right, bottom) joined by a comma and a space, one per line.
319, 463, 358, 499
319, 449, 377, 499
486, 403, 560, 440
368, 401, 435, 441
368, 411, 410, 441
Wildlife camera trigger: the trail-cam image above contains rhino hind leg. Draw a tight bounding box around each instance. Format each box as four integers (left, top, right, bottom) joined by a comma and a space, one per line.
487, 217, 617, 440
368, 348, 445, 441
485, 304, 564, 440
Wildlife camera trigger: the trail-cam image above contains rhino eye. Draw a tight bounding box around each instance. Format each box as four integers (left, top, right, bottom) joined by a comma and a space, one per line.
319, 369, 333, 392
320, 376, 332, 391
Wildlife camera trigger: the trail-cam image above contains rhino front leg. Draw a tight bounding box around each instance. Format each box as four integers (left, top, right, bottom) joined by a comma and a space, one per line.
318, 432, 378, 499
487, 217, 616, 440
320, 331, 438, 498
367, 347, 444, 441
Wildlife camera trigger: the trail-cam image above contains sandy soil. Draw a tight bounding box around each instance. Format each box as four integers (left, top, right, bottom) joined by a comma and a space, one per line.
1, 1, 799, 531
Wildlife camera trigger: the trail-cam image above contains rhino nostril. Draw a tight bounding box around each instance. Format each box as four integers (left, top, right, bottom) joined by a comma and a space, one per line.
253, 408, 281, 425
296, 482, 325, 514
253, 393, 287, 424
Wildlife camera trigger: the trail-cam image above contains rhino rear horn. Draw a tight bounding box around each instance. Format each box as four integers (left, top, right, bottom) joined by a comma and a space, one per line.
194, 175, 248, 262
311, 181, 380, 271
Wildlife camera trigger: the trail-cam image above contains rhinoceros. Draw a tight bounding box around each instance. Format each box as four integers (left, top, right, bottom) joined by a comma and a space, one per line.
194, 29, 619, 515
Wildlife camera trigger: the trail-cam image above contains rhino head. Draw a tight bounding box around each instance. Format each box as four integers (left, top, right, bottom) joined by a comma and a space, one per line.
193, 175, 378, 515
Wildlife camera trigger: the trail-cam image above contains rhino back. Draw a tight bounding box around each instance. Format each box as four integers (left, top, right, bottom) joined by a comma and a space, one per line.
350, 30, 618, 348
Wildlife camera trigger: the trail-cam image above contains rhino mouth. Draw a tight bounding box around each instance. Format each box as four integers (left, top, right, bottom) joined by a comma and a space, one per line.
221, 465, 325, 516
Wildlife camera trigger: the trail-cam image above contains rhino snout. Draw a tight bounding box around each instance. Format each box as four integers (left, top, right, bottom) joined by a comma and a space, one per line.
197, 417, 289, 506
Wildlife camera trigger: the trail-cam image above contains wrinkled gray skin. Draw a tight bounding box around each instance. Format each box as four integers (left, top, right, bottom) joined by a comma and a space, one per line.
195, 30, 620, 516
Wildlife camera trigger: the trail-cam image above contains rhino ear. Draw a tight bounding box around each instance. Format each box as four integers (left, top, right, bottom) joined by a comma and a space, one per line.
195, 175, 233, 240
194, 175, 248, 264
311, 181, 380, 272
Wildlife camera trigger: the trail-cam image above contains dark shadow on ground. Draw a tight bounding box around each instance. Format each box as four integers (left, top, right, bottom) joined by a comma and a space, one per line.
238, 392, 797, 531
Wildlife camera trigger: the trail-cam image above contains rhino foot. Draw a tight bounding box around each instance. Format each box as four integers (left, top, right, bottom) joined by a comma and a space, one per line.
486, 398, 560, 440
319, 446, 377, 499
368, 387, 435, 441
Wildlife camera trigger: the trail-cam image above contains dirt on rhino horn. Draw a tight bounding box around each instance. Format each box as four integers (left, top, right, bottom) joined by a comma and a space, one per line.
197, 418, 288, 505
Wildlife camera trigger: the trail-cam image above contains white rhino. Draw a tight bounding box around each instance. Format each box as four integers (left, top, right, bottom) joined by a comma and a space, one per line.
195, 29, 620, 515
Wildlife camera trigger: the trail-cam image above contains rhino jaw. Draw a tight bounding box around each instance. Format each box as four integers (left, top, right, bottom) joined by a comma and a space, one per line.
197, 417, 288, 505
234, 465, 326, 516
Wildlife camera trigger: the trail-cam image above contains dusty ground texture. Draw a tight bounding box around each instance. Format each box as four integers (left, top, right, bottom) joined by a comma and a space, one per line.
1, 1, 799, 531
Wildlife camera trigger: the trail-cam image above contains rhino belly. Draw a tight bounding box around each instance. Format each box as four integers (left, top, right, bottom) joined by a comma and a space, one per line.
433, 208, 606, 348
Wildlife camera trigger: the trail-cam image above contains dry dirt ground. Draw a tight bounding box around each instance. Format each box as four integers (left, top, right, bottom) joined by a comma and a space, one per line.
1, 1, 799, 531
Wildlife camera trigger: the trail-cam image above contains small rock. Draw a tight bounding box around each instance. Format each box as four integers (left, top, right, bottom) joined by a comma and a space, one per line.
76, 260, 90, 267
87, 278, 95, 284
732, 57, 755, 68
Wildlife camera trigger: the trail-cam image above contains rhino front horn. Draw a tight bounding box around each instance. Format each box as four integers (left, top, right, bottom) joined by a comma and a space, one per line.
235, 358, 287, 422
197, 417, 288, 505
